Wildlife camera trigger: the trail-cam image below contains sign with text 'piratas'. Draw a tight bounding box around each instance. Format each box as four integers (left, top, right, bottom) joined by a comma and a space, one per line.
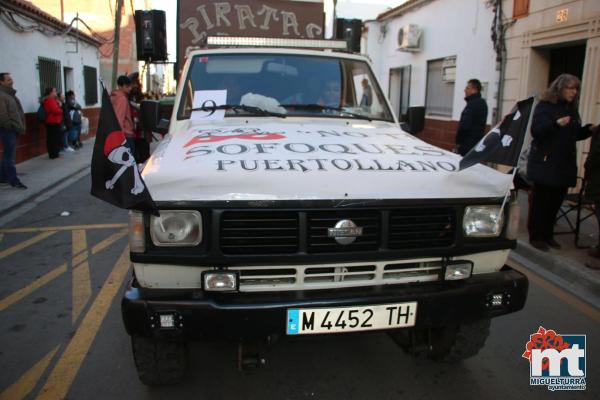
178, 0, 324, 63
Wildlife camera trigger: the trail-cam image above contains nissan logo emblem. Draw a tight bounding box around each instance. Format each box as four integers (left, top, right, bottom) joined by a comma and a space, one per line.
327, 219, 364, 245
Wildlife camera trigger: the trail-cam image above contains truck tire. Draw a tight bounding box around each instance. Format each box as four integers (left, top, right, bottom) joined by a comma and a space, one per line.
132, 336, 188, 386
428, 318, 491, 362
389, 318, 491, 363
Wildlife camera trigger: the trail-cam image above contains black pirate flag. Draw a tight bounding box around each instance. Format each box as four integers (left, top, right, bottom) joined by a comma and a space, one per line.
90, 86, 158, 215
459, 97, 534, 171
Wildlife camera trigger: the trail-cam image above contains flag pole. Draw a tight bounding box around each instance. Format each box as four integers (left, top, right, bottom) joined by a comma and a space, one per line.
498, 168, 518, 219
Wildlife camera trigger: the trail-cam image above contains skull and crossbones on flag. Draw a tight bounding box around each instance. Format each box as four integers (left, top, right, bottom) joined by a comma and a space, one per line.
103, 131, 145, 194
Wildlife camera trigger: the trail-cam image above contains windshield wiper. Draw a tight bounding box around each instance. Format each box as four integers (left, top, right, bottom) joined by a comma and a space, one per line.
190, 104, 286, 118
280, 103, 373, 121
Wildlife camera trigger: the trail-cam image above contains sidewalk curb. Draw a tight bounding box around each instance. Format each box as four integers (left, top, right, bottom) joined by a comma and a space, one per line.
0, 163, 91, 218
0, 137, 95, 218
511, 241, 600, 309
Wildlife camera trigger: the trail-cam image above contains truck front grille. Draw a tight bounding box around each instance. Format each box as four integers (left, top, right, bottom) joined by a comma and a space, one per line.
233, 259, 443, 291
389, 207, 455, 249
220, 211, 299, 255
219, 207, 456, 256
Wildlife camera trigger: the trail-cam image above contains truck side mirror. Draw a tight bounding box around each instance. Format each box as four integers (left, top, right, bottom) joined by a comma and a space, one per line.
140, 100, 169, 135
400, 106, 426, 135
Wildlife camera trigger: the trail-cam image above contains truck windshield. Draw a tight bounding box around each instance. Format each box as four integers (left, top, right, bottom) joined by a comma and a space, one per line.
177, 53, 394, 122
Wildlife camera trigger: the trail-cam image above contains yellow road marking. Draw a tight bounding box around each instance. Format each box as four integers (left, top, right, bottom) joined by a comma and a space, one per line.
71, 230, 91, 324
72, 262, 91, 324
0, 231, 57, 260
72, 252, 87, 267
0, 224, 127, 234
36, 246, 131, 400
0, 345, 60, 400
91, 229, 128, 255
72, 229, 87, 259
508, 260, 600, 322
0, 263, 67, 312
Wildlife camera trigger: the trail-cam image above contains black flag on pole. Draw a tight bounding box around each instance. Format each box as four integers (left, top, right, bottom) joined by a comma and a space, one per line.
90, 85, 158, 215
459, 97, 534, 171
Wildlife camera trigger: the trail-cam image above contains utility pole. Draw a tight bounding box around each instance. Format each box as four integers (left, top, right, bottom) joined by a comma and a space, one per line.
111, 0, 124, 89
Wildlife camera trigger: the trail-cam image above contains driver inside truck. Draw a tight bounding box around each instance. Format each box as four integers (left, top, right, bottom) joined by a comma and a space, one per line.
319, 79, 345, 108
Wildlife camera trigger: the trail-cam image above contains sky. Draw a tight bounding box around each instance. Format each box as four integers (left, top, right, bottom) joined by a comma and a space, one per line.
332, 0, 408, 20
151, 0, 408, 62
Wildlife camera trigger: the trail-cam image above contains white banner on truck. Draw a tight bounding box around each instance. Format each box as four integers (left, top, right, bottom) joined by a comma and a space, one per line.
142, 119, 513, 201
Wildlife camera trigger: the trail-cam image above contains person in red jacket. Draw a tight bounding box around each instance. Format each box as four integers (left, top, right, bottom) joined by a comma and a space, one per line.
42, 87, 63, 159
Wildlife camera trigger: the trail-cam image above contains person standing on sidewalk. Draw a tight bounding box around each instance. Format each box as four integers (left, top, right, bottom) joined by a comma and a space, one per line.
0, 72, 27, 189
66, 90, 83, 149
42, 87, 63, 159
455, 79, 488, 156
59, 92, 75, 152
527, 74, 598, 251
110, 75, 135, 154
583, 126, 600, 269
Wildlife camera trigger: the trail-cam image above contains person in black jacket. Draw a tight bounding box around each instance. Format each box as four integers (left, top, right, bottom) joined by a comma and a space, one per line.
527, 74, 598, 251
65, 91, 82, 149
584, 129, 600, 269
455, 79, 488, 156
59, 92, 74, 152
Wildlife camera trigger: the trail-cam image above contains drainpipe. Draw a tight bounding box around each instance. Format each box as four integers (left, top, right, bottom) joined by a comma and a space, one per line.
111, 0, 124, 89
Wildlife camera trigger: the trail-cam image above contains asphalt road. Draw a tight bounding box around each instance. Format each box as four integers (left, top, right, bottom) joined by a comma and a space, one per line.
0, 175, 598, 400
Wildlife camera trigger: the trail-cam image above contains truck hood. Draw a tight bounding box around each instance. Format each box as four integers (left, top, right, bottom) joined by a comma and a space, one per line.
142, 118, 513, 201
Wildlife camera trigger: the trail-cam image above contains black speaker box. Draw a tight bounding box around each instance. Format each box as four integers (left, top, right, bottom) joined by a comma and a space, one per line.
134, 10, 167, 61
406, 106, 426, 135
335, 19, 362, 53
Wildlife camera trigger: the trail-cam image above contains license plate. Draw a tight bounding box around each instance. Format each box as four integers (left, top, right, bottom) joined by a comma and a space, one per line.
286, 302, 417, 335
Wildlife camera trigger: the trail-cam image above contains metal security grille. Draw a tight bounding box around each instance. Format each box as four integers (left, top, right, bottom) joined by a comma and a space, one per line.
38, 57, 62, 97
83, 66, 98, 105
425, 58, 454, 117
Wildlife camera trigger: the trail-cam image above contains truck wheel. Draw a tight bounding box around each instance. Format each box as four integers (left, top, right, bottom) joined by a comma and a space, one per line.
389, 318, 491, 362
132, 336, 188, 386
428, 318, 491, 362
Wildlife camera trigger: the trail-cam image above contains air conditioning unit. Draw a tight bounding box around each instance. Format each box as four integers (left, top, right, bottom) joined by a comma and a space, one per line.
397, 24, 422, 52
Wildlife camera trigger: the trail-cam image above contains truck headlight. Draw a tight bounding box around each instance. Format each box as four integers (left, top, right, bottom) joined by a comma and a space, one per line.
150, 210, 202, 246
463, 205, 504, 237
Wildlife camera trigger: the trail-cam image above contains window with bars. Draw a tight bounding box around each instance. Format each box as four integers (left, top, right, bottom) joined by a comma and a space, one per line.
425, 58, 454, 118
83, 66, 98, 105
513, 0, 529, 18
38, 57, 62, 98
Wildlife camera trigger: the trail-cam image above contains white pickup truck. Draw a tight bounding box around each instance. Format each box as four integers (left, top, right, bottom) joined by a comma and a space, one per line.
122, 38, 528, 385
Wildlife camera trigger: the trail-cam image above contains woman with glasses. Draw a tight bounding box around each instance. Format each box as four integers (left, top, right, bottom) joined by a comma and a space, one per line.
526, 74, 599, 251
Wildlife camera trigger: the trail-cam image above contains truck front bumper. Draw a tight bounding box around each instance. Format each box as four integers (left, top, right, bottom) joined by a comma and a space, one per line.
121, 266, 528, 340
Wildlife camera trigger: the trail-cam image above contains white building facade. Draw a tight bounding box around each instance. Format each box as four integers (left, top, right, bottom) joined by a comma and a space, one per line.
500, 0, 600, 173
0, 0, 101, 161
363, 0, 499, 150
0, 1, 101, 113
